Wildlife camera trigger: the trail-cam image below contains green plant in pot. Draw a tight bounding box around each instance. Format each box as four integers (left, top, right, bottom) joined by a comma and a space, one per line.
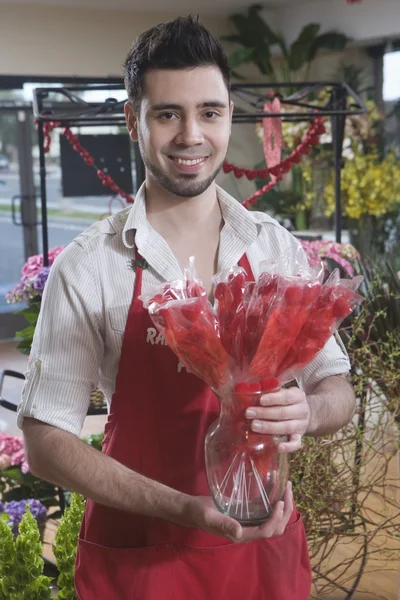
222, 4, 349, 82
0, 494, 85, 600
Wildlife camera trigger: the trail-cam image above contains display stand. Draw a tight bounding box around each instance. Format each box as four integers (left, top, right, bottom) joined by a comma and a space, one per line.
33, 82, 366, 265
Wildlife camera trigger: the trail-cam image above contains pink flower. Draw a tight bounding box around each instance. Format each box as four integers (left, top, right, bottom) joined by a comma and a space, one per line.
0, 433, 24, 456
0, 454, 12, 470
10, 448, 25, 467
21, 253, 43, 282
0, 434, 29, 473
299, 240, 360, 277
20, 246, 65, 282
48, 246, 64, 264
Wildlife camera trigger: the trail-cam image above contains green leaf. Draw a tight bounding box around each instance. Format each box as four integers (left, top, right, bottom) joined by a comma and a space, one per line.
288, 23, 321, 72
220, 34, 244, 44
15, 325, 35, 338
308, 32, 350, 62
22, 312, 39, 325
16, 339, 32, 355
230, 70, 247, 81
247, 4, 288, 56
227, 46, 255, 69
230, 13, 256, 47
252, 44, 274, 76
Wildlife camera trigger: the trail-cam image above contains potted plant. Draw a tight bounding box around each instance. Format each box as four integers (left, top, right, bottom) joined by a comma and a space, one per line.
6, 246, 65, 355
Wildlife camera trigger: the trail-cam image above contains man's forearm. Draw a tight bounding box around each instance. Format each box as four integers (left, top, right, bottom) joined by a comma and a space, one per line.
22, 418, 189, 525
306, 374, 356, 437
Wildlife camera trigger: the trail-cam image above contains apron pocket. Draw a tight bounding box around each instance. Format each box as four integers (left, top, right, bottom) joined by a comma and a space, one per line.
75, 513, 311, 600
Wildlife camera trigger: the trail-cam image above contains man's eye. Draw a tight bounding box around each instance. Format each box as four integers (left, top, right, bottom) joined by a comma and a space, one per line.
204, 111, 219, 119
159, 113, 176, 120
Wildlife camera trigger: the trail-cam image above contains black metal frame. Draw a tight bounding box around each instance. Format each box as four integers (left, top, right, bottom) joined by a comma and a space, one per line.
32, 82, 366, 265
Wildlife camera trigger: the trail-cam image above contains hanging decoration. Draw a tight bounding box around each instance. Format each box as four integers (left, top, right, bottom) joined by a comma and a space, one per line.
41, 121, 135, 204
224, 115, 325, 208
222, 117, 325, 180
41, 112, 324, 211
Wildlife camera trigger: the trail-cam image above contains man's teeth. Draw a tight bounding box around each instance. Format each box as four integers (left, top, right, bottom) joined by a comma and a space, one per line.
173, 157, 205, 166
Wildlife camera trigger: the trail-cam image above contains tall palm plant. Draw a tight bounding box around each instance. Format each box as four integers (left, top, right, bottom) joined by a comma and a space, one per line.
223, 4, 350, 82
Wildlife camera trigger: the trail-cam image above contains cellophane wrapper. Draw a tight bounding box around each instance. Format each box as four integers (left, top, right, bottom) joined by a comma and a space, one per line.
141, 255, 363, 395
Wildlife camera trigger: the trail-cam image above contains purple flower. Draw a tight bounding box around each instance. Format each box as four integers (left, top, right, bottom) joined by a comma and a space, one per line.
32, 266, 51, 294
5, 282, 30, 304
0, 499, 47, 536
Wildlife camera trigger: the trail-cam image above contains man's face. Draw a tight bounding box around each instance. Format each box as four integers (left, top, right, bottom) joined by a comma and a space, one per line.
126, 66, 232, 198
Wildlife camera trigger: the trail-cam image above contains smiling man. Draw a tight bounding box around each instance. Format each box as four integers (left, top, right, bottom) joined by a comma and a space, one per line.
19, 15, 355, 600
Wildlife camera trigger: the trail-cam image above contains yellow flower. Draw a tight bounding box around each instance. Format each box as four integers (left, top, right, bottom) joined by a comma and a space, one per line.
325, 149, 400, 219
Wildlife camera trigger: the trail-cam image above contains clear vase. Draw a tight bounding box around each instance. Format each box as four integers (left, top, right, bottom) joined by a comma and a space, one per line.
205, 390, 289, 526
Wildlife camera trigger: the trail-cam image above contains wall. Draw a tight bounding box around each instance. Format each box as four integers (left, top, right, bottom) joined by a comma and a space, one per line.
0, 2, 378, 205
0, 4, 262, 201
0, 5, 233, 77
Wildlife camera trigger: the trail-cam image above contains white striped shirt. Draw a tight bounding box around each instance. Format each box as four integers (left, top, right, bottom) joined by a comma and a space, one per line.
17, 183, 350, 436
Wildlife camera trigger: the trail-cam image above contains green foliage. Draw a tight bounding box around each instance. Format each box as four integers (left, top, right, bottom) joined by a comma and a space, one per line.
53, 494, 85, 600
15, 296, 41, 355
0, 468, 62, 519
0, 496, 86, 600
223, 4, 349, 81
0, 508, 52, 600
342, 257, 400, 422
81, 432, 104, 452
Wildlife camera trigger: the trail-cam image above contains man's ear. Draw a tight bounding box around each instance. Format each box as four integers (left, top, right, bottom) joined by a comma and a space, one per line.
229, 100, 234, 136
124, 101, 138, 142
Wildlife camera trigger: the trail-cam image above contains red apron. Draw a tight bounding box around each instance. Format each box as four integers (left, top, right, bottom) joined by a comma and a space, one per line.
75, 250, 311, 600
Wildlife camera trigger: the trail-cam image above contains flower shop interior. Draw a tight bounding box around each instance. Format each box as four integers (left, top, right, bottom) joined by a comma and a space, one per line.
0, 0, 399, 598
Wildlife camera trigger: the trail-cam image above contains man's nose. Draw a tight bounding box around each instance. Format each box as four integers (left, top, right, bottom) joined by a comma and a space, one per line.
174, 117, 205, 146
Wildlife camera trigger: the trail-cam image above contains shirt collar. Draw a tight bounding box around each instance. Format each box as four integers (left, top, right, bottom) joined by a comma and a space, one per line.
122, 182, 259, 250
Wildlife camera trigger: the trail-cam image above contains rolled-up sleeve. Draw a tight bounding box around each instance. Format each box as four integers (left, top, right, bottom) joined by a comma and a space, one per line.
17, 241, 104, 436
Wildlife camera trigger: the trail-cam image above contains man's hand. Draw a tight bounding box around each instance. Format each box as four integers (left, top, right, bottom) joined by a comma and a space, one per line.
245, 388, 311, 453
183, 481, 293, 543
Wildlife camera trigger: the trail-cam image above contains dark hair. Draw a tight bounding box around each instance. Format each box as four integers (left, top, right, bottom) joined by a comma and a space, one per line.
123, 15, 230, 111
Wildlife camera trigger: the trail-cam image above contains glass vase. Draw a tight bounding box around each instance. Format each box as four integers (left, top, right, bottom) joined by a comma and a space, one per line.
205, 390, 289, 526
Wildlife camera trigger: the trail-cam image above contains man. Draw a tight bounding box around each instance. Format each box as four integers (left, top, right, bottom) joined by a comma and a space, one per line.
20, 15, 356, 600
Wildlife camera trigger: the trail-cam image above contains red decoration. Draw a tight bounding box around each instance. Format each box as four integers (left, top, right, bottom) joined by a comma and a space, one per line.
223, 116, 325, 208
146, 266, 362, 394
40, 110, 326, 211
39, 121, 135, 204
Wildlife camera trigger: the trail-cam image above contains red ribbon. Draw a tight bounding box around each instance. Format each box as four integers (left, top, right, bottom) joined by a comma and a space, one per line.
223, 117, 325, 187
39, 121, 135, 204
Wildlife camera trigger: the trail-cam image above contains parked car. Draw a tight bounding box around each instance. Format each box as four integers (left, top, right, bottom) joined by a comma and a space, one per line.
0, 154, 10, 171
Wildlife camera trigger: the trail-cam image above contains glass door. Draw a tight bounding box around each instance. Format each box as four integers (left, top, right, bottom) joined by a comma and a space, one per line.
0, 105, 37, 335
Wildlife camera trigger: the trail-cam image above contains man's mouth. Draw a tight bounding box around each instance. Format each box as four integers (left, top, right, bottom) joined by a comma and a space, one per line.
167, 155, 209, 173
169, 156, 208, 166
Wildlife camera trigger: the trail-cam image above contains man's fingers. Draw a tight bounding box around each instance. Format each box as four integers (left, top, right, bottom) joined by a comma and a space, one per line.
260, 481, 293, 537
246, 405, 309, 422
278, 433, 302, 453
250, 419, 303, 436
261, 389, 305, 406
207, 511, 243, 542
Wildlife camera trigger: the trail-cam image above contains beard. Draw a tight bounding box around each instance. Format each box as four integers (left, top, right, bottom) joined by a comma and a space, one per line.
138, 136, 225, 198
